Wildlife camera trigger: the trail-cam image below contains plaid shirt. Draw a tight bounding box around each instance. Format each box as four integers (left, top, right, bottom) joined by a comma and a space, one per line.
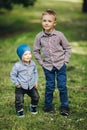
34, 29, 71, 70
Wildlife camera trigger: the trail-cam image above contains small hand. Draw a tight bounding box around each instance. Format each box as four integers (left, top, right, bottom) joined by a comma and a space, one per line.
65, 62, 68, 65
34, 83, 38, 88
16, 85, 21, 88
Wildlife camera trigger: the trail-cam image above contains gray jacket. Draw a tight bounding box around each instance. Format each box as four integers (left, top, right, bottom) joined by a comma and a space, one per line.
10, 60, 38, 90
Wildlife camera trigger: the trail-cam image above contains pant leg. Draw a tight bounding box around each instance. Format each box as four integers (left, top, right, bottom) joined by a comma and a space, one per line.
56, 64, 68, 107
43, 67, 55, 107
15, 88, 24, 112
27, 87, 40, 106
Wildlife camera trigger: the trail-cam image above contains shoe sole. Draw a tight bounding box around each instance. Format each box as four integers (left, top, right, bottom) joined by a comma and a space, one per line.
17, 115, 25, 117
61, 112, 69, 116
31, 112, 38, 114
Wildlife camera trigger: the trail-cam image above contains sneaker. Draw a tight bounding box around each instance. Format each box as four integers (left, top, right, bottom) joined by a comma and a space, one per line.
60, 106, 69, 116
16, 109, 25, 117
30, 105, 37, 114
43, 106, 55, 114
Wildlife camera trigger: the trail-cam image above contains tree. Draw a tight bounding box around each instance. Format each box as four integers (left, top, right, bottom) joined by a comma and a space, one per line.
82, 0, 87, 12
0, 0, 36, 10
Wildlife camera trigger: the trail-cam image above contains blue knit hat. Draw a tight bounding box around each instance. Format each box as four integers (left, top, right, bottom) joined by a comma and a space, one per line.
16, 44, 31, 59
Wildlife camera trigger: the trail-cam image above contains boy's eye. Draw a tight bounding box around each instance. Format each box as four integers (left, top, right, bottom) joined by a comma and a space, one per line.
43, 19, 46, 22
24, 54, 27, 56
48, 20, 52, 22
43, 20, 52, 22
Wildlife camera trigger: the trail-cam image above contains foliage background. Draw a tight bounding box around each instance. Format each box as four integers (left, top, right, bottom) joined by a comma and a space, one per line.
0, 0, 87, 130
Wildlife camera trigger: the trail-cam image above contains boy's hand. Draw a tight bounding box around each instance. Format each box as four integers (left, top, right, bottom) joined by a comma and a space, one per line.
65, 62, 68, 65
34, 83, 38, 88
16, 85, 21, 88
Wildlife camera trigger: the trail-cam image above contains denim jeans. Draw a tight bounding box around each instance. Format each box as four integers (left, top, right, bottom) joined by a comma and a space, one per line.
43, 64, 68, 108
15, 87, 40, 111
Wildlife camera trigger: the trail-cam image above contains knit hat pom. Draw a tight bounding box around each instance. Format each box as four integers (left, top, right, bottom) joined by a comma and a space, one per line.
16, 44, 31, 59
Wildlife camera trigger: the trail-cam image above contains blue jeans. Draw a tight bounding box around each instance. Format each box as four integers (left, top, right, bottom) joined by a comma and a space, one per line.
43, 64, 68, 107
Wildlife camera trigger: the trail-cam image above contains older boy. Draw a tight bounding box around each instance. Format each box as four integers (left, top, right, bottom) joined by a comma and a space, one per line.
33, 9, 71, 116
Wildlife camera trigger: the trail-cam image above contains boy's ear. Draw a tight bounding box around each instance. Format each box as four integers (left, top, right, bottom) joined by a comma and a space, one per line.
54, 21, 57, 26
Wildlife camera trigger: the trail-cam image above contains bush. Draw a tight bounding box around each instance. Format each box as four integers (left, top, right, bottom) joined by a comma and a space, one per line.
0, 0, 36, 10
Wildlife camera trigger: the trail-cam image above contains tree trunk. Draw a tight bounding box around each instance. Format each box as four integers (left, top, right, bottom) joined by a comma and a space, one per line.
82, 0, 87, 12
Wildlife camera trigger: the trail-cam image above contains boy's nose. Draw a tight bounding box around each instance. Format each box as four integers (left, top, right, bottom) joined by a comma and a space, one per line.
45, 22, 48, 25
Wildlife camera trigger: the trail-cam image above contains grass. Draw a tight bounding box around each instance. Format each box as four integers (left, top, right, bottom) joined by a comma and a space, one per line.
0, 0, 87, 129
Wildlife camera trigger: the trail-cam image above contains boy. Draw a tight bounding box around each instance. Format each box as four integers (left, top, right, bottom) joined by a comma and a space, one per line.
10, 44, 40, 117
33, 9, 71, 116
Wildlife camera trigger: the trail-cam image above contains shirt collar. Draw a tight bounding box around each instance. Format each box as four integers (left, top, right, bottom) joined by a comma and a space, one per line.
20, 60, 31, 66
41, 29, 57, 37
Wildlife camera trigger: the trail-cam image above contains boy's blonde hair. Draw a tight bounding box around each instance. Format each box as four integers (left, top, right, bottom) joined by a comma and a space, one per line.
42, 9, 57, 21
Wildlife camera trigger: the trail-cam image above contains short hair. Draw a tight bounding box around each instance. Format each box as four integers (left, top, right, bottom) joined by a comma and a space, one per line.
42, 9, 57, 21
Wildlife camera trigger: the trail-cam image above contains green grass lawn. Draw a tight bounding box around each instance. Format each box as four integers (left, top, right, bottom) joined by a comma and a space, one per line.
0, 0, 87, 130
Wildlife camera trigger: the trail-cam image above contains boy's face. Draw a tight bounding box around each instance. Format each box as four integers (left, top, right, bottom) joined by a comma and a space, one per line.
22, 51, 32, 63
42, 14, 56, 33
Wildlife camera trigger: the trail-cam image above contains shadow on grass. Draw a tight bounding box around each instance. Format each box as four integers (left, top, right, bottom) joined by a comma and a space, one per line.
0, 16, 87, 41
58, 17, 87, 41
0, 20, 41, 38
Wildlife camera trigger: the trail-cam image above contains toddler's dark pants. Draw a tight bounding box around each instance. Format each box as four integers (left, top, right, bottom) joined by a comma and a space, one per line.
15, 87, 40, 112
